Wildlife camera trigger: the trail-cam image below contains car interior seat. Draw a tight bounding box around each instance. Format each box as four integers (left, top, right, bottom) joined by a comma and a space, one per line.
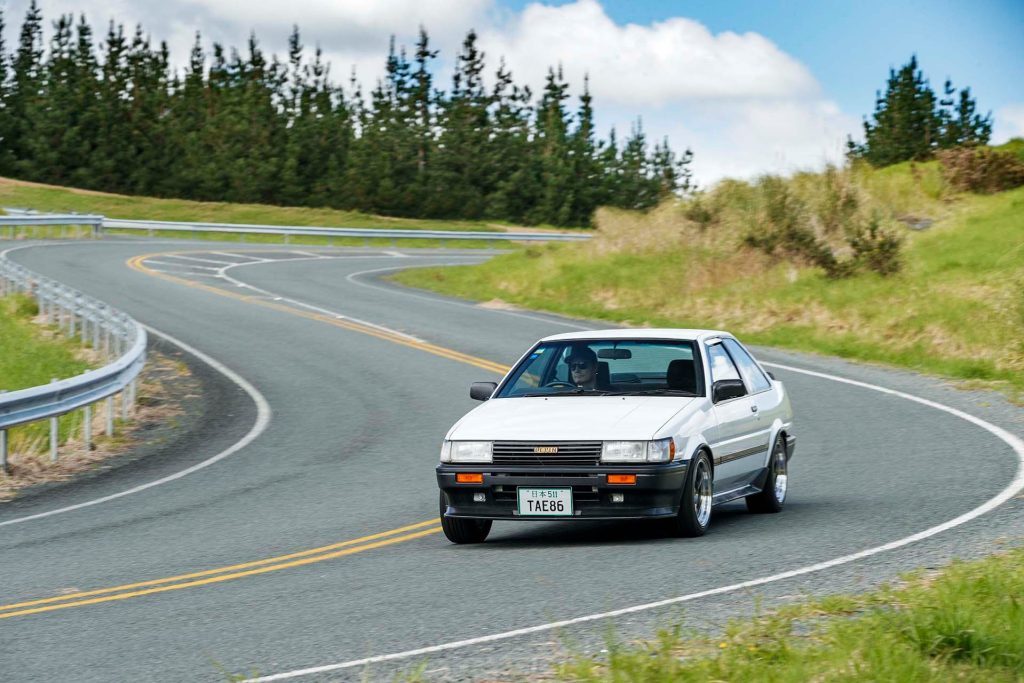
667, 358, 697, 394
598, 361, 611, 389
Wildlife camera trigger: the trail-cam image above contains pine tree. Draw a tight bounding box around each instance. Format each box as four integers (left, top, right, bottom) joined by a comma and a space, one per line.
8, 0, 46, 178
485, 58, 538, 223
531, 66, 574, 225
0, 7, 11, 173
857, 56, 991, 166
938, 79, 992, 148
429, 29, 490, 217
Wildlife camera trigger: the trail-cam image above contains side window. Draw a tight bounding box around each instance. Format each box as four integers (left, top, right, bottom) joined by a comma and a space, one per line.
722, 339, 771, 393
707, 343, 741, 382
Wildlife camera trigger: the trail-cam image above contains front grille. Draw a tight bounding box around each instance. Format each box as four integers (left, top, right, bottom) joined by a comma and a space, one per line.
492, 441, 602, 467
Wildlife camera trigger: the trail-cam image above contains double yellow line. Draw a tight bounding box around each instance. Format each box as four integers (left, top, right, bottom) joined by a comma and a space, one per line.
126, 253, 508, 375
0, 520, 441, 619
0, 249, 509, 620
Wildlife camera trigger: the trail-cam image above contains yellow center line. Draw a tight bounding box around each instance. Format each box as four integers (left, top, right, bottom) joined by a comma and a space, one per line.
0, 519, 439, 614
0, 527, 442, 619
126, 252, 510, 376
0, 248, 508, 621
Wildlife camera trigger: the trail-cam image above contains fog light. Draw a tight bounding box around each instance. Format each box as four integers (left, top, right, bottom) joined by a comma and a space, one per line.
473, 492, 486, 503
610, 493, 625, 503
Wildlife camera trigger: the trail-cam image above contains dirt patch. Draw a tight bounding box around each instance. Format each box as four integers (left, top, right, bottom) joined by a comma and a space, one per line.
0, 350, 200, 501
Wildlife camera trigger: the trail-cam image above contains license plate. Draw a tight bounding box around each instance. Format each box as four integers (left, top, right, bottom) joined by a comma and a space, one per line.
517, 487, 573, 516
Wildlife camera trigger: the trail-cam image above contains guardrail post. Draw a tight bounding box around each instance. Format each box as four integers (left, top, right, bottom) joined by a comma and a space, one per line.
105, 396, 115, 435
49, 379, 59, 463
83, 404, 92, 451
50, 416, 59, 463
0, 428, 7, 475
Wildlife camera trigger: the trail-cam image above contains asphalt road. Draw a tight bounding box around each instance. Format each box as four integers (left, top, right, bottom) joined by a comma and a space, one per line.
1, 239, 1021, 682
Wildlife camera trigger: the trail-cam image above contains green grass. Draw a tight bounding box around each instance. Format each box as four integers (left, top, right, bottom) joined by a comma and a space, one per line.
0, 294, 94, 449
0, 294, 91, 391
102, 228, 501, 250
557, 547, 1024, 682
0, 176, 566, 233
394, 164, 1024, 398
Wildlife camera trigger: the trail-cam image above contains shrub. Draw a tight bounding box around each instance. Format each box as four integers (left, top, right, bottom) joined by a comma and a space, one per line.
937, 146, 1024, 193
847, 215, 903, 276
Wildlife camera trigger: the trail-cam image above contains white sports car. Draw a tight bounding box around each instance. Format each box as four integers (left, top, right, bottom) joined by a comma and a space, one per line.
436, 329, 796, 543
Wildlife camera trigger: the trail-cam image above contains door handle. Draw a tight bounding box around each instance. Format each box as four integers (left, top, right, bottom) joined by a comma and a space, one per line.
750, 405, 758, 413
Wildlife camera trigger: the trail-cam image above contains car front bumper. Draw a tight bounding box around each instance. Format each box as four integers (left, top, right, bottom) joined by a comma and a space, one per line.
437, 462, 689, 520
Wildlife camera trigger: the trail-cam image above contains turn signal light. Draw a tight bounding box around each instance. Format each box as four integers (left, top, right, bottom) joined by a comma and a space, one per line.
456, 473, 484, 484
607, 474, 637, 485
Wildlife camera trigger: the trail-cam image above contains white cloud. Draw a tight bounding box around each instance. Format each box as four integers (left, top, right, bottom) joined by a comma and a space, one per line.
992, 103, 1024, 143
478, 0, 819, 106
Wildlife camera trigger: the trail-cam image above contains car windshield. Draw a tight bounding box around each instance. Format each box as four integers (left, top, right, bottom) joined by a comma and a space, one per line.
496, 339, 703, 398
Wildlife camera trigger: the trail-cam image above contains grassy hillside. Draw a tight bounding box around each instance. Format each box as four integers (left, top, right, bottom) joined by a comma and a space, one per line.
395, 152, 1024, 398
0, 176, 547, 233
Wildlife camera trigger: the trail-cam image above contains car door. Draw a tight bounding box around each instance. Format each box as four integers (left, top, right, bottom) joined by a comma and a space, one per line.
722, 338, 775, 476
706, 340, 766, 492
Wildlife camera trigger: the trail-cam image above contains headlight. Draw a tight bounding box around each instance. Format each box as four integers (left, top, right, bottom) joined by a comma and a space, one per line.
601, 441, 646, 463
440, 440, 493, 463
646, 437, 676, 463
601, 439, 675, 463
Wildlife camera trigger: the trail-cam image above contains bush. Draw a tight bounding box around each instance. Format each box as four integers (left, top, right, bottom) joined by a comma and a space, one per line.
938, 146, 1024, 193
847, 215, 903, 276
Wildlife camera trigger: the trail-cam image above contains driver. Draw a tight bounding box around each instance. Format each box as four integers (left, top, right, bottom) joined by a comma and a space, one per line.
566, 347, 605, 390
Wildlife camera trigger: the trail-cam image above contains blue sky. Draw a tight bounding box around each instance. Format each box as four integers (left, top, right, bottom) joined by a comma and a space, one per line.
559, 0, 1024, 121
3, 0, 1022, 183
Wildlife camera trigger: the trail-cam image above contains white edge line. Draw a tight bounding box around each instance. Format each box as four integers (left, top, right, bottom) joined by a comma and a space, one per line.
159, 254, 237, 266
243, 360, 1024, 682
0, 325, 272, 528
218, 257, 428, 343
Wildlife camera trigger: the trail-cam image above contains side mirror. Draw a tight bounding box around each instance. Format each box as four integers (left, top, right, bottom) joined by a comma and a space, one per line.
470, 382, 498, 401
712, 379, 746, 404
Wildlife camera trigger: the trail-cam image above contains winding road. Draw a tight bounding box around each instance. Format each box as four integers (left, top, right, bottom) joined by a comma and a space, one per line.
1, 239, 1021, 682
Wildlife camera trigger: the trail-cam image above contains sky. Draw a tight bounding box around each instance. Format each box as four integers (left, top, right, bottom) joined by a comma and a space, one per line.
1, 0, 1022, 185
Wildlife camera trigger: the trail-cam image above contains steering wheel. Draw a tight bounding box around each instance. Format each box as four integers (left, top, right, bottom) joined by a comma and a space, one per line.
543, 380, 577, 389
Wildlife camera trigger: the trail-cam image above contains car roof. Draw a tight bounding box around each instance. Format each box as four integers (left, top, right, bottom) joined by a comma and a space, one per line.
539, 328, 731, 343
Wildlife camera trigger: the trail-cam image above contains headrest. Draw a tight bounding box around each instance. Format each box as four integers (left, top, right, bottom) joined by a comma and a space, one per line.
667, 358, 696, 393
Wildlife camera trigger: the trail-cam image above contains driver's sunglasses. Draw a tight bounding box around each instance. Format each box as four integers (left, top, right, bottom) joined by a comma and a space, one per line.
569, 361, 592, 370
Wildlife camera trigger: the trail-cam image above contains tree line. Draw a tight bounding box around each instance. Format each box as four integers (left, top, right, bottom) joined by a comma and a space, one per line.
0, 3, 694, 226
848, 55, 992, 167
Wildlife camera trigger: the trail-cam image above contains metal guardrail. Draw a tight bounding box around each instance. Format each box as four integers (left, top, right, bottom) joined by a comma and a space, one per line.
103, 217, 591, 242
0, 248, 146, 473
0, 213, 103, 240
3, 209, 591, 243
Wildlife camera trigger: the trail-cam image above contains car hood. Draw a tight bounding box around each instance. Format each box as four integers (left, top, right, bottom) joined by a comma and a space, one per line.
447, 396, 696, 441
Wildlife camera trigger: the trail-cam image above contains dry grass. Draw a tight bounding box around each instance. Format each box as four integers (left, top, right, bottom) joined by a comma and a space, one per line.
0, 351, 197, 501
395, 160, 1024, 398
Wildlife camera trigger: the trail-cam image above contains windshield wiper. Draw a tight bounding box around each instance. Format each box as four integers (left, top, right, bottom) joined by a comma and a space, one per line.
521, 389, 614, 397
604, 389, 696, 397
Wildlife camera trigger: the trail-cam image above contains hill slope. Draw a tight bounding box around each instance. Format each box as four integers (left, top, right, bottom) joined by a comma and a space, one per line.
395, 157, 1024, 398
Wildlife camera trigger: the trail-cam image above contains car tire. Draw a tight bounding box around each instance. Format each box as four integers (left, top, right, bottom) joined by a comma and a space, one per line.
667, 450, 713, 537
746, 434, 788, 514
439, 491, 492, 544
